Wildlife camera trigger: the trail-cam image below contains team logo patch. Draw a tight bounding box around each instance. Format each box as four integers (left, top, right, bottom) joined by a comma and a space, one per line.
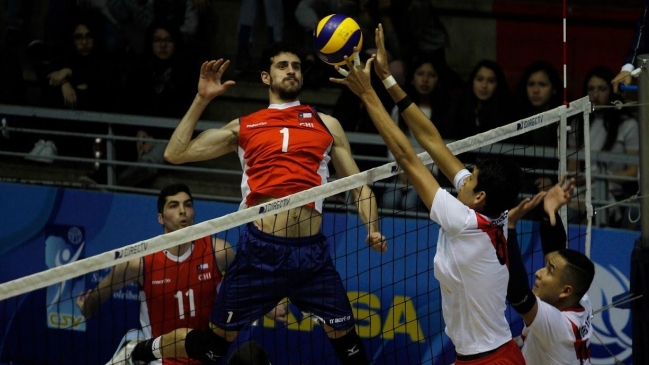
197, 263, 209, 270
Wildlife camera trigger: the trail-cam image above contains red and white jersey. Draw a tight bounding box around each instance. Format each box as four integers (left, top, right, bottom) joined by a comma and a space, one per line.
430, 169, 512, 355
522, 295, 593, 364
140, 236, 222, 365
237, 101, 333, 212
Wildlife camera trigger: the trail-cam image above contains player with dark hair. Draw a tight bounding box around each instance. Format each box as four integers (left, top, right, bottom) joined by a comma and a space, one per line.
331, 25, 525, 364
506, 177, 595, 364
77, 184, 233, 365
127, 41, 386, 365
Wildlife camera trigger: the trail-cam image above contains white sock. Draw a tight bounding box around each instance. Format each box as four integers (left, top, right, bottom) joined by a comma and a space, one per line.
151, 336, 163, 359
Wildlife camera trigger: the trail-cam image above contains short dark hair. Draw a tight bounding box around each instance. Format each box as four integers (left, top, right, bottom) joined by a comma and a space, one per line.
260, 41, 304, 72
226, 341, 270, 365
157, 184, 192, 213
558, 249, 595, 299
473, 157, 522, 217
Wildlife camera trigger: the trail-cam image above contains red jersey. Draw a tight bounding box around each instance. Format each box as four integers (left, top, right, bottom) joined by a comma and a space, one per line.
238, 103, 334, 212
140, 236, 222, 364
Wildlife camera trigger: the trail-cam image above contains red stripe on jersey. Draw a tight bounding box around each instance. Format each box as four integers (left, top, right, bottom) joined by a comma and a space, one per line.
239, 105, 333, 207
476, 214, 509, 267
568, 319, 591, 363
141, 236, 222, 340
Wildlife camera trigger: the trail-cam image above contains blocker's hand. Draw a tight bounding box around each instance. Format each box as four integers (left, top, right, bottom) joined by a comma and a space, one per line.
543, 174, 575, 226
329, 48, 373, 97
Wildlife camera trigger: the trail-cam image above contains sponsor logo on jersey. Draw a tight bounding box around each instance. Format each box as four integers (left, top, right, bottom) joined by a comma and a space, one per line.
197, 263, 209, 270
516, 115, 544, 130
328, 315, 351, 324
258, 197, 290, 214
151, 278, 171, 285
246, 122, 267, 128
114, 241, 148, 260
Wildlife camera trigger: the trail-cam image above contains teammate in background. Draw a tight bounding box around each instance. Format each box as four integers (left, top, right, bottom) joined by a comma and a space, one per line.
332, 25, 525, 364
612, 0, 649, 93
76, 184, 287, 365
506, 176, 595, 364
128, 42, 386, 365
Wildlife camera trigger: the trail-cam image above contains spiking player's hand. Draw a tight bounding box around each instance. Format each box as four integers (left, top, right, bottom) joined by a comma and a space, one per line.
197, 59, 236, 101
366, 231, 388, 253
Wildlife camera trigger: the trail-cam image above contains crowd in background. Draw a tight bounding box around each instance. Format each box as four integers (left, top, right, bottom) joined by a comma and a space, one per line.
0, 0, 640, 228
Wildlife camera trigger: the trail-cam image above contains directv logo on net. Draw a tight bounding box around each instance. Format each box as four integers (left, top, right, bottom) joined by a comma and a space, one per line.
516, 115, 544, 130
114, 241, 148, 259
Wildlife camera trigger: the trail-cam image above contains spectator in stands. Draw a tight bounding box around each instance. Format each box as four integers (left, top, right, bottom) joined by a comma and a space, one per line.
117, 20, 196, 184
383, 54, 451, 211
514, 60, 563, 148
446, 59, 513, 140
27, 18, 116, 163
569, 66, 639, 227
107, 0, 199, 55
41, 20, 115, 112
235, 0, 284, 77
513, 61, 564, 196
121, 20, 196, 118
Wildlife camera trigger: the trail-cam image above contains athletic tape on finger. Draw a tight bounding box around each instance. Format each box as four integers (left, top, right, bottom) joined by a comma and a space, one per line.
354, 52, 361, 67
337, 68, 349, 77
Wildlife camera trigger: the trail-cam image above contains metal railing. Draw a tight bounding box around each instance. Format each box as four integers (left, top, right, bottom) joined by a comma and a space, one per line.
0, 103, 640, 226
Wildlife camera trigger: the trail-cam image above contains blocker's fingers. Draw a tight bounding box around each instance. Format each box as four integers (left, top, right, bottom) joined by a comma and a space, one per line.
337, 67, 349, 77
354, 51, 361, 67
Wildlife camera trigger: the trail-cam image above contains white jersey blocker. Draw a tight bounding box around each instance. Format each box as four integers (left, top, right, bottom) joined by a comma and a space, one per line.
430, 169, 512, 355
522, 295, 593, 364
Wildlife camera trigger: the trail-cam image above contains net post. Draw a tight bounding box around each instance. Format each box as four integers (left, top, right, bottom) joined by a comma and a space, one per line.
558, 105, 568, 232
637, 55, 649, 249
583, 105, 592, 258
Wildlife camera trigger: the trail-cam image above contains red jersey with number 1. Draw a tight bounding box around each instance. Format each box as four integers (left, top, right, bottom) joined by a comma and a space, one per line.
140, 236, 221, 364
238, 103, 333, 212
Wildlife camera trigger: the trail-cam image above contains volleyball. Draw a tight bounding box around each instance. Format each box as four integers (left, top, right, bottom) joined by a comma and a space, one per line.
313, 14, 363, 66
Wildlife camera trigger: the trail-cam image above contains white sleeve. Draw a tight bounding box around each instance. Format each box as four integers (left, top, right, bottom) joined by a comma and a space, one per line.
526, 298, 573, 349
430, 187, 475, 237
619, 118, 639, 152
453, 169, 471, 191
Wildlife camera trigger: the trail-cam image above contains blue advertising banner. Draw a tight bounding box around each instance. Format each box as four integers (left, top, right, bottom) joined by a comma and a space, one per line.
0, 182, 637, 364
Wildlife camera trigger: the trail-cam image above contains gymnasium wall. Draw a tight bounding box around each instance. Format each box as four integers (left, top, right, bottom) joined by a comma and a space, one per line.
0, 182, 636, 364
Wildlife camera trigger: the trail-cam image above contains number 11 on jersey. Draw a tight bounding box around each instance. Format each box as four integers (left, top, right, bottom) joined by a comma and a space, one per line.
174, 289, 196, 319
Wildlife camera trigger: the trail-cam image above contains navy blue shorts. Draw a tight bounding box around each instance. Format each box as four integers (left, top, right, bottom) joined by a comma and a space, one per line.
211, 223, 355, 331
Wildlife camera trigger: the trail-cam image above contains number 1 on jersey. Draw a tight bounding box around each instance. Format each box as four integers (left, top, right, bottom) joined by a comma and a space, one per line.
280, 128, 289, 152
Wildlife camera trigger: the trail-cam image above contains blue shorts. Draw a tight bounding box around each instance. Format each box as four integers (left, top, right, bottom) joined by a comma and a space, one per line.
211, 223, 355, 331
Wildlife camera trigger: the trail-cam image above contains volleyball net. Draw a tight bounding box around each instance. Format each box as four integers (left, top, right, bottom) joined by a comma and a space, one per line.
0, 97, 593, 365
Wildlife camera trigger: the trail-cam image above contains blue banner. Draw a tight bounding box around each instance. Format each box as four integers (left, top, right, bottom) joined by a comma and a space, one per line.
0, 182, 637, 364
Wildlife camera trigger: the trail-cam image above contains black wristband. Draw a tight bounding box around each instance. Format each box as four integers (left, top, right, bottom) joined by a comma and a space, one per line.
396, 95, 414, 112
